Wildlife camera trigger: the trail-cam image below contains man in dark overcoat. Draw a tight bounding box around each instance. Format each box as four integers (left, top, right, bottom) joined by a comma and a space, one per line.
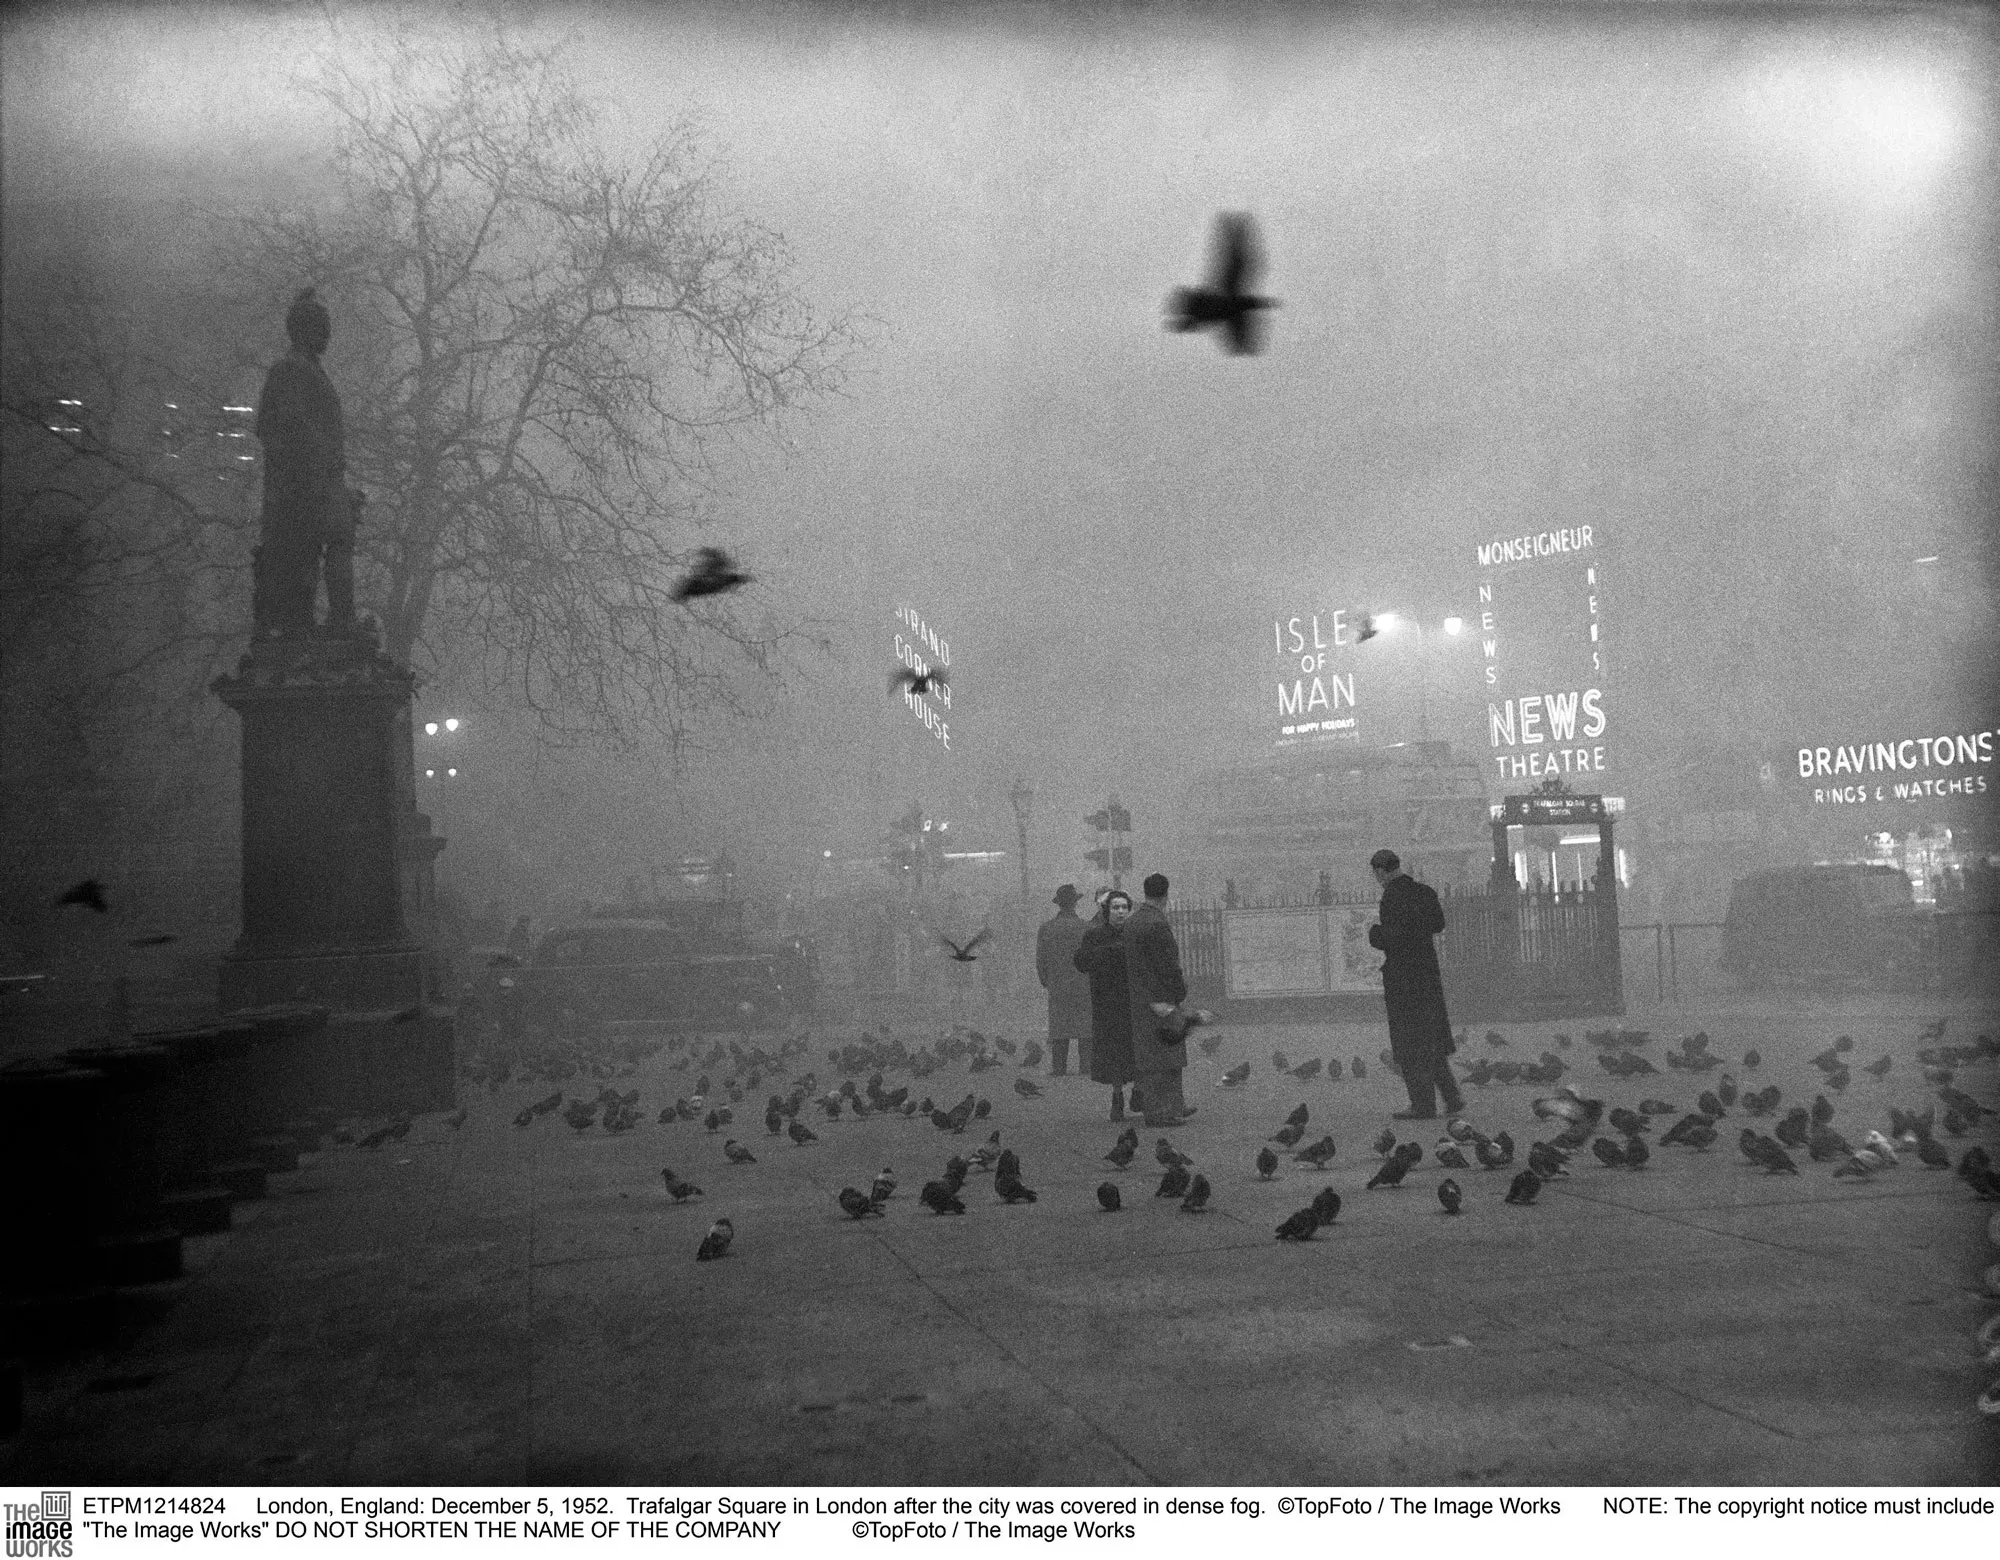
1367, 848, 1465, 1120
1124, 872, 1193, 1127
1035, 884, 1094, 1076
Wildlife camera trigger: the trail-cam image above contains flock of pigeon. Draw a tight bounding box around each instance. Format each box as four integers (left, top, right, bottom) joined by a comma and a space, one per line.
445, 1013, 2000, 1272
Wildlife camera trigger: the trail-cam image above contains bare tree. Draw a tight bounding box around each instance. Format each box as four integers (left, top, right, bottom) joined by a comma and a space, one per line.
228, 25, 855, 748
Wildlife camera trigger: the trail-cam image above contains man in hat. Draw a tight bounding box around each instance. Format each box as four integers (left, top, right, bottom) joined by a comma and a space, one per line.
254, 287, 355, 637
1367, 849, 1465, 1119
1125, 872, 1194, 1126
1035, 884, 1093, 1076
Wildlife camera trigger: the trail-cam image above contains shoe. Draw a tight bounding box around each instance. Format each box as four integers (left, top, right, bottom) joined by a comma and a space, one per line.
1144, 1112, 1194, 1129
1392, 1109, 1438, 1121
1128, 1088, 1146, 1114
1441, 1099, 1467, 1117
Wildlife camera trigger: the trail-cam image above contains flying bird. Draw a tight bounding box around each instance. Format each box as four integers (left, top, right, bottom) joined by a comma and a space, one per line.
672, 546, 749, 602
694, 1217, 734, 1260
937, 929, 992, 963
1166, 211, 1278, 355
892, 665, 948, 697
55, 879, 110, 913
1438, 1178, 1463, 1215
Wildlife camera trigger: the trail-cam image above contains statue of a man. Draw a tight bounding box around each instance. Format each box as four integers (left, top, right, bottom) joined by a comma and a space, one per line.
253, 288, 357, 637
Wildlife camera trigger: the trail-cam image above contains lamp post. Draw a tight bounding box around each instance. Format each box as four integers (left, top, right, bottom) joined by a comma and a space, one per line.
1372, 614, 1464, 743
1008, 778, 1033, 993
420, 716, 464, 883
1008, 778, 1033, 910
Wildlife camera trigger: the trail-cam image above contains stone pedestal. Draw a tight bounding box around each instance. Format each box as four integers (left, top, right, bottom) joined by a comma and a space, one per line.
213, 634, 427, 1010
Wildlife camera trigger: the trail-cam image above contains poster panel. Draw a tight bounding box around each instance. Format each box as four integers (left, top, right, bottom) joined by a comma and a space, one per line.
1223, 907, 1387, 997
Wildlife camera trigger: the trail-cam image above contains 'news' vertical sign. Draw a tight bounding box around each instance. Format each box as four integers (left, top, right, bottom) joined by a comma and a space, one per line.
1474, 525, 1611, 786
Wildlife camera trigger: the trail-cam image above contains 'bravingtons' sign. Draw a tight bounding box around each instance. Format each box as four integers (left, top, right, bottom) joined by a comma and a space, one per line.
1792, 726, 1997, 809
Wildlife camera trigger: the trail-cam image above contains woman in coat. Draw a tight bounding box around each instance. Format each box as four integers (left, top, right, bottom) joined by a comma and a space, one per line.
1072, 889, 1136, 1120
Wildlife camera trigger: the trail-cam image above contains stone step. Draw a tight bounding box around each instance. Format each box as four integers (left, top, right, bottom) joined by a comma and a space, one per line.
212, 1160, 269, 1201
159, 1184, 232, 1236
93, 1224, 184, 1287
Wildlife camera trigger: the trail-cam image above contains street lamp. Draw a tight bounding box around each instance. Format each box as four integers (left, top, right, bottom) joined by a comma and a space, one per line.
1370, 614, 1466, 742
1008, 778, 1034, 964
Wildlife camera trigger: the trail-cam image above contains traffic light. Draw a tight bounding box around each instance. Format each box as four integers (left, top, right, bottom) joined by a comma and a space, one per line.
1106, 804, 1131, 833
1085, 809, 1110, 832
1086, 846, 1133, 871
1112, 846, 1133, 870
1084, 847, 1110, 870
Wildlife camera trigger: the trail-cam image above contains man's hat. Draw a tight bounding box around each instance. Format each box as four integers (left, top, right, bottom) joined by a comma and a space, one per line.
286, 287, 332, 350
1369, 848, 1401, 873
1053, 884, 1081, 907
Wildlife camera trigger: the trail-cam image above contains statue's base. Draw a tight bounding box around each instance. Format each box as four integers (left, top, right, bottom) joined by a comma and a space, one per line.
219, 942, 426, 1011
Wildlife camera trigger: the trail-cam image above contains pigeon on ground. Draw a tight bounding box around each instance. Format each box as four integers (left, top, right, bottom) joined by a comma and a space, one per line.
55, 879, 110, 912
1284, 1102, 1311, 1127
694, 1217, 734, 1260
660, 1167, 703, 1201
722, 1139, 756, 1164
1197, 1031, 1226, 1057
1291, 1058, 1323, 1082
673, 547, 749, 602
1436, 1143, 1470, 1171
994, 1166, 1038, 1203
1255, 1146, 1279, 1179
1366, 1154, 1413, 1190
1438, 1178, 1463, 1215
1271, 1050, 1291, 1073
1863, 1055, 1892, 1078
1372, 1126, 1399, 1157
1591, 1137, 1626, 1169
837, 1186, 884, 1219
1268, 1121, 1306, 1149
870, 1167, 897, 1203
1179, 1173, 1212, 1212
788, 1119, 817, 1146
1310, 1188, 1343, 1225
1742, 1048, 1762, 1069
1104, 1137, 1137, 1169
1505, 1170, 1543, 1205
512, 1106, 536, 1127
1275, 1207, 1321, 1241
1096, 1182, 1122, 1212
1155, 1138, 1194, 1168
920, 1180, 966, 1215
1156, 1162, 1192, 1199
1218, 1061, 1251, 1087
1294, 1135, 1338, 1170
1013, 1078, 1041, 1099
1623, 1136, 1650, 1170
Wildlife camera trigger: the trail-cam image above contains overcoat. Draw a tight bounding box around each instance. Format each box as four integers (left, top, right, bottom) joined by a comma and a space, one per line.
1071, 917, 1134, 1086
1368, 873, 1456, 1059
1035, 910, 1094, 1039
1122, 901, 1190, 1075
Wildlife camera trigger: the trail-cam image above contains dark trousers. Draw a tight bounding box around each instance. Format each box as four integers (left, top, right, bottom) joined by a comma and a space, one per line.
1050, 1037, 1070, 1076
1399, 1049, 1464, 1116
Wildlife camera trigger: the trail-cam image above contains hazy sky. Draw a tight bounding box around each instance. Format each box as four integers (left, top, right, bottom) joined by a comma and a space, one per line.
5, 0, 1995, 901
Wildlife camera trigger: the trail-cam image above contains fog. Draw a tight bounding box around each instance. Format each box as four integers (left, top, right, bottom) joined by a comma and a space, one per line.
4, 0, 1996, 933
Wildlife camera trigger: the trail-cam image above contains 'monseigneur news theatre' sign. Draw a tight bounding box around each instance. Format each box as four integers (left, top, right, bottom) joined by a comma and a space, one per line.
1475, 524, 1611, 786
1793, 726, 1997, 807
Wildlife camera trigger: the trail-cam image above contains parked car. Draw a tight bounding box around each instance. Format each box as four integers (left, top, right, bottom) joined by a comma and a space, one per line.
512, 916, 796, 1030
1719, 864, 1921, 990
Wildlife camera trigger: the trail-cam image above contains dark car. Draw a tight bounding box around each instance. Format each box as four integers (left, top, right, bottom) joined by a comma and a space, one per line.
516, 917, 794, 1030
1719, 864, 1921, 991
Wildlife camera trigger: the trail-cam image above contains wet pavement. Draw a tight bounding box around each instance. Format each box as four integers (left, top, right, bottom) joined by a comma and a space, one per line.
5, 995, 1998, 1487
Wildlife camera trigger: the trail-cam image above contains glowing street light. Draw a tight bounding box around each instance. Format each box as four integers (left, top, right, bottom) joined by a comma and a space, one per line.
1442, 616, 1464, 636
